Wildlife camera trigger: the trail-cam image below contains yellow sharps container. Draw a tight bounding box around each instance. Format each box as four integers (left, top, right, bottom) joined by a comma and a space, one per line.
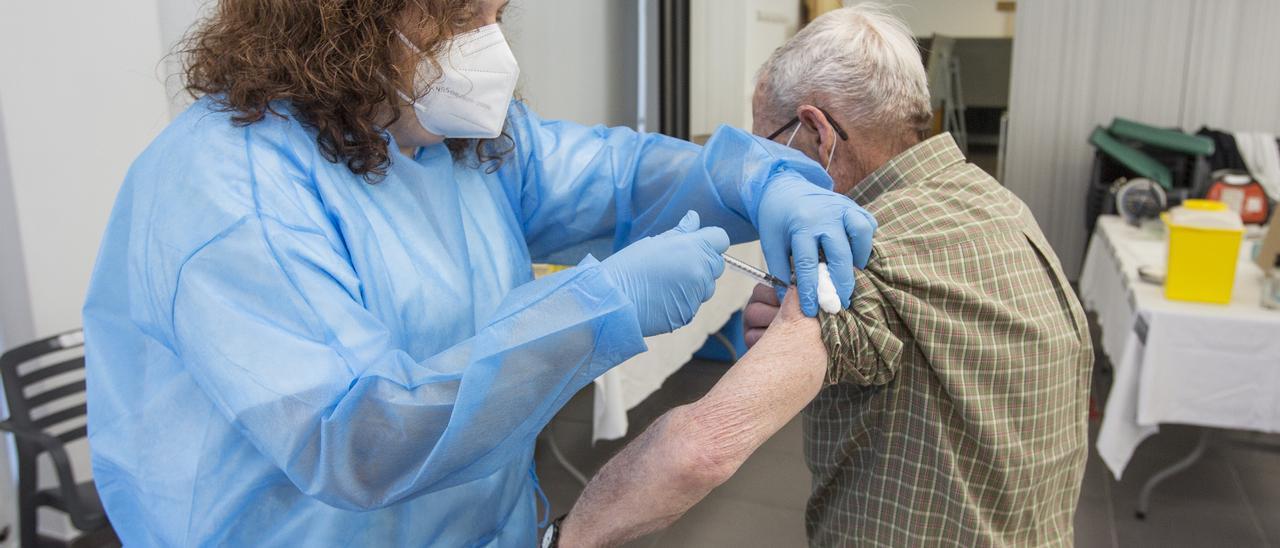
1162, 199, 1244, 304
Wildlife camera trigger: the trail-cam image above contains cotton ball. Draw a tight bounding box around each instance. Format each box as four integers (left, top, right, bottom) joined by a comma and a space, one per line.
816, 263, 842, 314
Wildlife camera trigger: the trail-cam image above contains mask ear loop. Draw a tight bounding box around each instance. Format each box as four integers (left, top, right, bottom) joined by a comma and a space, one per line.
785, 123, 802, 147
395, 30, 422, 53
390, 31, 424, 105
787, 121, 837, 172
824, 129, 837, 171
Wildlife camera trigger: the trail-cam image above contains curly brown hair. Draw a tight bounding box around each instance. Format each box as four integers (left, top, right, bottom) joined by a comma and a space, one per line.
181, 0, 511, 181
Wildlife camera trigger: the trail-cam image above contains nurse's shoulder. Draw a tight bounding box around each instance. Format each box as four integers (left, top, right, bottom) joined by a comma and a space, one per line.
502, 99, 575, 155
122, 97, 331, 250
493, 99, 601, 190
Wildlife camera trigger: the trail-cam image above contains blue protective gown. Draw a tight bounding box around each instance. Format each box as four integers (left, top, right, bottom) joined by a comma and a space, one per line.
83, 97, 831, 546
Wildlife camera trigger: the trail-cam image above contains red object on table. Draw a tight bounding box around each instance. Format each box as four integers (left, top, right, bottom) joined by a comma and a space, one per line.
1205, 173, 1270, 224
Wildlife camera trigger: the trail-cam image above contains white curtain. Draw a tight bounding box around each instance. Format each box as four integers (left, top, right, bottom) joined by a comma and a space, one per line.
1181, 1, 1280, 131
1004, 0, 1280, 278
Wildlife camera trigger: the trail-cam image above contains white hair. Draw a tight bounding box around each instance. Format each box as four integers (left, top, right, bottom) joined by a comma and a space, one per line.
757, 2, 931, 139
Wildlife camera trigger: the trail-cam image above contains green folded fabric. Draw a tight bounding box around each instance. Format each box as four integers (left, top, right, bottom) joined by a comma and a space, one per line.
1090, 126, 1174, 189
1109, 118, 1215, 157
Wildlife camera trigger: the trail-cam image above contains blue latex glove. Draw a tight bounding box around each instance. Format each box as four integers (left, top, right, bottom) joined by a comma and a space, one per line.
601, 211, 731, 336
757, 173, 877, 316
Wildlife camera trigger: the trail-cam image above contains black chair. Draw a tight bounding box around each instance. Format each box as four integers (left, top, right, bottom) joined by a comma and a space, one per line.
0, 330, 117, 547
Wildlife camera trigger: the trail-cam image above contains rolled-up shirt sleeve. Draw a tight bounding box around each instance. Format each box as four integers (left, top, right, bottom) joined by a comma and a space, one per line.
818, 270, 904, 386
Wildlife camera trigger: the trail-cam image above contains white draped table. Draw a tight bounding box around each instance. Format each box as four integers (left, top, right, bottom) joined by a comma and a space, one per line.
1079, 215, 1280, 516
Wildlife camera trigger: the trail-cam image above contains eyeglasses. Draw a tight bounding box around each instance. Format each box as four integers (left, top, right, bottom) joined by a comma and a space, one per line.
765, 107, 850, 142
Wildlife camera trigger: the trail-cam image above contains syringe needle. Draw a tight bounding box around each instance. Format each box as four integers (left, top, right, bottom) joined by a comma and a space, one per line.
723, 254, 788, 289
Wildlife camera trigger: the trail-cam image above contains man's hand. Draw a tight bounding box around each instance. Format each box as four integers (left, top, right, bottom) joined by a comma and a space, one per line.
744, 283, 781, 349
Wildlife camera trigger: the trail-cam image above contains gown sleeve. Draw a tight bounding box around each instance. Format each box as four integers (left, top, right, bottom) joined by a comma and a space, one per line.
171, 206, 645, 511
496, 102, 834, 264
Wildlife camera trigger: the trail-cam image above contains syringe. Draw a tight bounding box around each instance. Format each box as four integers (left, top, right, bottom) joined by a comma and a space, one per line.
723, 254, 789, 289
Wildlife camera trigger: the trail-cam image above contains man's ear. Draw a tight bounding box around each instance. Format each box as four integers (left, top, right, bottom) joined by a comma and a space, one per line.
796, 105, 837, 160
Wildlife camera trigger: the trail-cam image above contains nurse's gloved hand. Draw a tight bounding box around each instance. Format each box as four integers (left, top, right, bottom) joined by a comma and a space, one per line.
757, 173, 877, 317
601, 211, 730, 337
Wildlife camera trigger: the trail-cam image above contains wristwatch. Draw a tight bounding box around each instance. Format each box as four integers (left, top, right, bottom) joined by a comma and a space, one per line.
541, 515, 568, 548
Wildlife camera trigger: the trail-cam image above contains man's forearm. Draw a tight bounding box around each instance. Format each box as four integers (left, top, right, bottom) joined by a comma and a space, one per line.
555, 406, 713, 547
560, 307, 826, 547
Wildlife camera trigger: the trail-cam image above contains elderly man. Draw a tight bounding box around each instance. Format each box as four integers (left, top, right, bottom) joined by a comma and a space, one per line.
540, 5, 1091, 547
744, 4, 1093, 547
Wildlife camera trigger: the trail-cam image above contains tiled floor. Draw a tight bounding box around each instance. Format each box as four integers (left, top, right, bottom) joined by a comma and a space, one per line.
536, 355, 1280, 547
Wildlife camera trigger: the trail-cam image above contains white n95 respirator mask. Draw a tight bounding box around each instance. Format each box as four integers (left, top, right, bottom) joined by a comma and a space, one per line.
397, 24, 519, 139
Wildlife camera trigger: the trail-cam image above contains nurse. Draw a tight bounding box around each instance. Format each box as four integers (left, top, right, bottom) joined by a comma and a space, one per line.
83, 0, 874, 545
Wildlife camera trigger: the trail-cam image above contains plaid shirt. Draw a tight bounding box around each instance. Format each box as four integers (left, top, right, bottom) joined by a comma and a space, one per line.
806, 134, 1092, 547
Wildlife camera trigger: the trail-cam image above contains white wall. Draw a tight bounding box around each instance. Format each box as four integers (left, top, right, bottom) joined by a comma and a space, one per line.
0, 0, 172, 542
0, 98, 29, 548
874, 0, 1014, 38
0, 1, 172, 340
690, 0, 802, 138
503, 0, 638, 127
0, 102, 34, 352
690, 0, 749, 136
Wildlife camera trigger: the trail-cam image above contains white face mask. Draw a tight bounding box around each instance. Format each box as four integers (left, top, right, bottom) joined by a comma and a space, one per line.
396, 24, 519, 139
